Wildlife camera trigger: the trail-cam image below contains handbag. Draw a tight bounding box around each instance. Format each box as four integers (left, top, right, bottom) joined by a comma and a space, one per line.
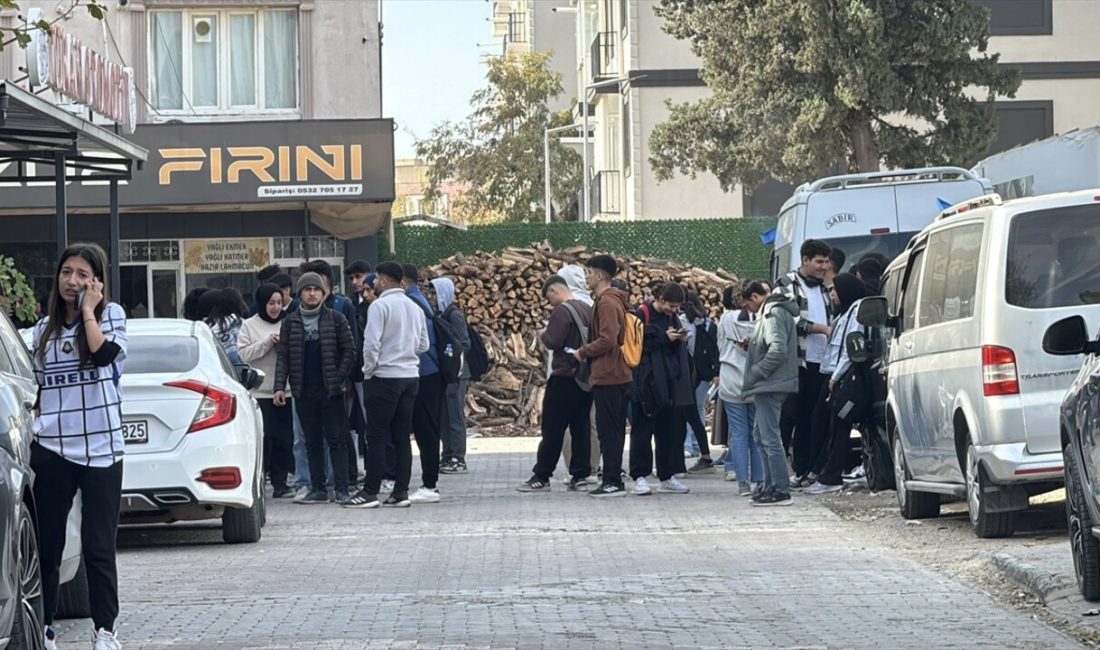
710, 395, 729, 447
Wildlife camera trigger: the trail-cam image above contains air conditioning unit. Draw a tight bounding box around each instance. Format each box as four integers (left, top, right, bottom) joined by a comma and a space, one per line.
193, 17, 213, 43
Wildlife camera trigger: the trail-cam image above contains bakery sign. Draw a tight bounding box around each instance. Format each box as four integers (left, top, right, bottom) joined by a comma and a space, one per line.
184, 239, 271, 274
25, 9, 137, 134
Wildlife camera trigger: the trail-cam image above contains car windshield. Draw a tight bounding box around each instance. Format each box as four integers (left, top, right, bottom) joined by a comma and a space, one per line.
818, 232, 918, 273
125, 335, 200, 373
1006, 204, 1100, 309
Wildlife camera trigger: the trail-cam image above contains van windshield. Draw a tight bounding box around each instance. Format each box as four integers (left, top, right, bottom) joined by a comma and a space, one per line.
1007, 204, 1100, 309
819, 232, 918, 273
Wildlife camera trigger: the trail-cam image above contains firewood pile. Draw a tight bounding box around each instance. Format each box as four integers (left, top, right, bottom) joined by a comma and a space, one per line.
427, 242, 740, 435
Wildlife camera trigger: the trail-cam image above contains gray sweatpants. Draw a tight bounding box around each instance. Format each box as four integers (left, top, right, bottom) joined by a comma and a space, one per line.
441, 379, 469, 463
752, 391, 791, 497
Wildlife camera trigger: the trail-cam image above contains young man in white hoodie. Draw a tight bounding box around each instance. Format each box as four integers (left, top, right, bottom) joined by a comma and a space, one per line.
344, 262, 429, 509
558, 265, 601, 481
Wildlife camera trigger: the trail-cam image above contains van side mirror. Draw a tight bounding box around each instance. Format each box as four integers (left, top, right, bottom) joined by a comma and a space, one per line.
1043, 316, 1096, 356
845, 331, 869, 364
238, 366, 264, 391
856, 296, 888, 328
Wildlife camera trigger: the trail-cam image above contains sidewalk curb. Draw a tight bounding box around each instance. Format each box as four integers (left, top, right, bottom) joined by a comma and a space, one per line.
991, 552, 1077, 604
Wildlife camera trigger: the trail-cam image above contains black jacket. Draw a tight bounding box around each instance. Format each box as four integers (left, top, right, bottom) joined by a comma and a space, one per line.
632, 302, 682, 417
274, 306, 355, 398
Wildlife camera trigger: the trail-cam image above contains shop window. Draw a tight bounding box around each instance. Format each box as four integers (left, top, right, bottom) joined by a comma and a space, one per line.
150, 9, 299, 113
273, 236, 345, 260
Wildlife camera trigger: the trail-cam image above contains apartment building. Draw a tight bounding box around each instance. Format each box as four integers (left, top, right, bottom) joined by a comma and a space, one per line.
493, 0, 577, 114
0, 1, 391, 316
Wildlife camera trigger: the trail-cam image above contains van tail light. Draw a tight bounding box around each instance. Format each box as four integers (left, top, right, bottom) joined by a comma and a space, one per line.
982, 346, 1019, 396
164, 380, 237, 433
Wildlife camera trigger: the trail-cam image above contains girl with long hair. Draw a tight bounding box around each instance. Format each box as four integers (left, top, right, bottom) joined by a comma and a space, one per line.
31, 243, 127, 650
205, 287, 247, 365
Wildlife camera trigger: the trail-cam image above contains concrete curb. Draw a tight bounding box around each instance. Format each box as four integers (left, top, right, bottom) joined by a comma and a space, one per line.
991, 551, 1077, 604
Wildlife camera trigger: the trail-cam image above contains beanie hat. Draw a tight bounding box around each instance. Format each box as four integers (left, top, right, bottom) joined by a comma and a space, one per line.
297, 272, 325, 295
586, 254, 618, 279
365, 273, 376, 289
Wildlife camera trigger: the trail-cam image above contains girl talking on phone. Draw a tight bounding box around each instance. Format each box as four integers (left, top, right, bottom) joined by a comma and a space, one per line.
31, 244, 127, 650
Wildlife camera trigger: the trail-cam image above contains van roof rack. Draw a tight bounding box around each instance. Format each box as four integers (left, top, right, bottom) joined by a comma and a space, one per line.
801, 166, 978, 193
936, 194, 1003, 221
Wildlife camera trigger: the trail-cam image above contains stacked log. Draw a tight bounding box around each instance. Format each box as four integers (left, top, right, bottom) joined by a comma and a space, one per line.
424, 241, 739, 434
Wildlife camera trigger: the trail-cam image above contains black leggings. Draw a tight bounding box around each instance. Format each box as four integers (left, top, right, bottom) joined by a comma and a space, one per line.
32, 443, 123, 630
259, 398, 294, 489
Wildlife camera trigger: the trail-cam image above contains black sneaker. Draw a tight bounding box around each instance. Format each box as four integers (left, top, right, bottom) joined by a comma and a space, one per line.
751, 488, 769, 503
588, 483, 627, 498
383, 493, 411, 508
516, 477, 550, 493
567, 477, 588, 491
687, 457, 715, 474
341, 489, 380, 509
334, 490, 352, 506
294, 489, 328, 505
272, 486, 294, 499
450, 459, 468, 474
439, 459, 458, 474
752, 491, 792, 507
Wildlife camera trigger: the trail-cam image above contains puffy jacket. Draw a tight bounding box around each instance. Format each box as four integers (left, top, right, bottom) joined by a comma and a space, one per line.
273, 306, 355, 399
742, 295, 800, 397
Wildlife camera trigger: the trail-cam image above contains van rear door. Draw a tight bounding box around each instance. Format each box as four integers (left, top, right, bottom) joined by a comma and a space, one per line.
804, 185, 898, 243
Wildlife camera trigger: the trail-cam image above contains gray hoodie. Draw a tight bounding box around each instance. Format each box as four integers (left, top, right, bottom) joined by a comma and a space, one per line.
559, 265, 593, 307
742, 295, 800, 397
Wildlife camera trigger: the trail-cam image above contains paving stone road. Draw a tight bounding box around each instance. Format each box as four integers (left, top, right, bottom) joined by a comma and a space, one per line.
56, 438, 1081, 649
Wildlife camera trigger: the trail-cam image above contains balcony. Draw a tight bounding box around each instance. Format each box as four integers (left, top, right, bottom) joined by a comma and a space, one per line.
592, 170, 622, 216
507, 12, 528, 44
590, 32, 616, 83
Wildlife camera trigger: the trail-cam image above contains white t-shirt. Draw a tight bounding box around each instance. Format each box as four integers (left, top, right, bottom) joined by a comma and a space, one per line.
32, 303, 128, 467
799, 275, 829, 364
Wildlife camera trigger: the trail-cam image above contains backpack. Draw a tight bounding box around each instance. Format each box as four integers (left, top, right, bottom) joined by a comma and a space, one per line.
465, 323, 491, 381
409, 297, 464, 384
561, 302, 592, 392
622, 310, 644, 369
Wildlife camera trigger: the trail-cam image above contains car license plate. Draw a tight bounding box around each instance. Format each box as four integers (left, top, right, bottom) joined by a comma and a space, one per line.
122, 421, 148, 444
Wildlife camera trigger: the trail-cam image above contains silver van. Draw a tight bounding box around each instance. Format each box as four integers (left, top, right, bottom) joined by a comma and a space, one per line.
861, 190, 1100, 538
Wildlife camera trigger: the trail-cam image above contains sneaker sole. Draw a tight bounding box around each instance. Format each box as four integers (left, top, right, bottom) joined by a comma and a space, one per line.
589, 491, 627, 498
294, 500, 330, 505
516, 487, 550, 493
342, 501, 381, 509
410, 498, 441, 504
752, 499, 793, 507
657, 488, 690, 494
383, 500, 411, 508
632, 490, 652, 496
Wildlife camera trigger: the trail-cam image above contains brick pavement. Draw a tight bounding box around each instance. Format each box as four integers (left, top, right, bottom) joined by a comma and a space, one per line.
56, 437, 1080, 649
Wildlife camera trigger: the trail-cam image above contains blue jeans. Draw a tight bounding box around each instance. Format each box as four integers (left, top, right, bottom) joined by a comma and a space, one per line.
724, 401, 763, 482
292, 400, 334, 489
752, 392, 790, 496
684, 381, 709, 454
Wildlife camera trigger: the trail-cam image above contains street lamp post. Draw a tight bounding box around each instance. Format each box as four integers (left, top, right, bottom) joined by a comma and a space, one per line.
544, 123, 583, 224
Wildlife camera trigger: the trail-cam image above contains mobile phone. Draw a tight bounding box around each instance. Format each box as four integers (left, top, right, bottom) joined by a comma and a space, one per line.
76, 290, 86, 311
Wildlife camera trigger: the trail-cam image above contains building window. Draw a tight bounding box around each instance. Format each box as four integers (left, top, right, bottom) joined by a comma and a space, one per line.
150, 9, 299, 113
273, 236, 345, 260
973, 0, 1052, 36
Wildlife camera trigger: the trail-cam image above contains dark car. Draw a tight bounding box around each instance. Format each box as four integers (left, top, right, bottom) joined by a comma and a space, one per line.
1044, 315, 1100, 601
0, 310, 47, 649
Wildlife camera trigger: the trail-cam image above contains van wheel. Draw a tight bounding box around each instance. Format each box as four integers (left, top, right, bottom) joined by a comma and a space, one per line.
863, 426, 895, 492
222, 484, 262, 544
1065, 443, 1100, 600
965, 444, 1015, 539
55, 558, 90, 619
893, 428, 940, 519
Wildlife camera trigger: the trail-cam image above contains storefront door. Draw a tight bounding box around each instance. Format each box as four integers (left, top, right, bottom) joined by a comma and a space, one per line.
119, 263, 183, 318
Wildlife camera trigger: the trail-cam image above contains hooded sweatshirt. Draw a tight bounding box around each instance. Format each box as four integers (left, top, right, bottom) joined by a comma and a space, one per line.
742, 294, 800, 397
578, 286, 633, 386
559, 265, 594, 307
717, 308, 757, 404
430, 277, 472, 379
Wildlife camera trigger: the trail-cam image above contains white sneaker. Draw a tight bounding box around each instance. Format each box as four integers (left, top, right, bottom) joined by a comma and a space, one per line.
44, 626, 58, 650
94, 628, 122, 650
381, 479, 396, 493
723, 471, 737, 482
409, 486, 440, 504
632, 476, 652, 496
658, 477, 690, 494
805, 482, 844, 495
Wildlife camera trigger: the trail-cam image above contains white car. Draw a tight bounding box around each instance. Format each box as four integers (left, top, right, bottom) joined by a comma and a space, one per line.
119, 319, 266, 544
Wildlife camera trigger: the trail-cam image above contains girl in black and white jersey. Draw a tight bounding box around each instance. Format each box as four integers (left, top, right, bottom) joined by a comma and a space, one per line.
31, 244, 127, 650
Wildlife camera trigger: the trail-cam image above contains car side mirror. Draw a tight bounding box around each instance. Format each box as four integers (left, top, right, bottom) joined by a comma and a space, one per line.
238, 367, 264, 391
1043, 316, 1096, 356
845, 331, 869, 364
856, 296, 888, 328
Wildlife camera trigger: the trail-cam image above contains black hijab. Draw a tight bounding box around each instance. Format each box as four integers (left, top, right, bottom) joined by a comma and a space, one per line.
255, 283, 285, 324
832, 273, 866, 314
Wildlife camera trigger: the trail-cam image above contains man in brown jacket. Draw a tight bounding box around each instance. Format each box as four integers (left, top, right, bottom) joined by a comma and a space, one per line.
575, 254, 633, 497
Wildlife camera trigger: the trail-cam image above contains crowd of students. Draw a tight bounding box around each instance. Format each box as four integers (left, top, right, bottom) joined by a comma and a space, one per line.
521, 242, 886, 506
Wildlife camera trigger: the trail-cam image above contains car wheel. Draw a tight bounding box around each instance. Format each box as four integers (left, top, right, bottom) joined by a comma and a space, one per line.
222, 483, 263, 544
863, 426, 895, 492
965, 444, 1015, 539
893, 428, 940, 519
9, 502, 45, 650
1065, 443, 1100, 600
55, 558, 90, 619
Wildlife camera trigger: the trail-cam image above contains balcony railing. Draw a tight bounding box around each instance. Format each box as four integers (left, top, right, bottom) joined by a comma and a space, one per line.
507, 12, 528, 44
593, 170, 622, 215
590, 31, 616, 82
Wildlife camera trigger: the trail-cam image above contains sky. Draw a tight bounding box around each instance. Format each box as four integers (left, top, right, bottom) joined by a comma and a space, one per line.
382, 0, 494, 159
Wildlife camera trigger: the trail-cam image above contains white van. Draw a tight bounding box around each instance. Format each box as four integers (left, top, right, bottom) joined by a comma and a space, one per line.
771, 167, 993, 279
864, 190, 1100, 538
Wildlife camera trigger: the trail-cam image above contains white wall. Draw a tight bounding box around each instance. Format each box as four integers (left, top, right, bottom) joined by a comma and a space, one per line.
531, 0, 577, 114
633, 0, 698, 71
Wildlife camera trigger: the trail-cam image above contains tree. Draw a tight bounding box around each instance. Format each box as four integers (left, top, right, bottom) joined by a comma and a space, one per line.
0, 0, 107, 51
416, 51, 582, 224
649, 0, 1021, 191
0, 257, 38, 325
